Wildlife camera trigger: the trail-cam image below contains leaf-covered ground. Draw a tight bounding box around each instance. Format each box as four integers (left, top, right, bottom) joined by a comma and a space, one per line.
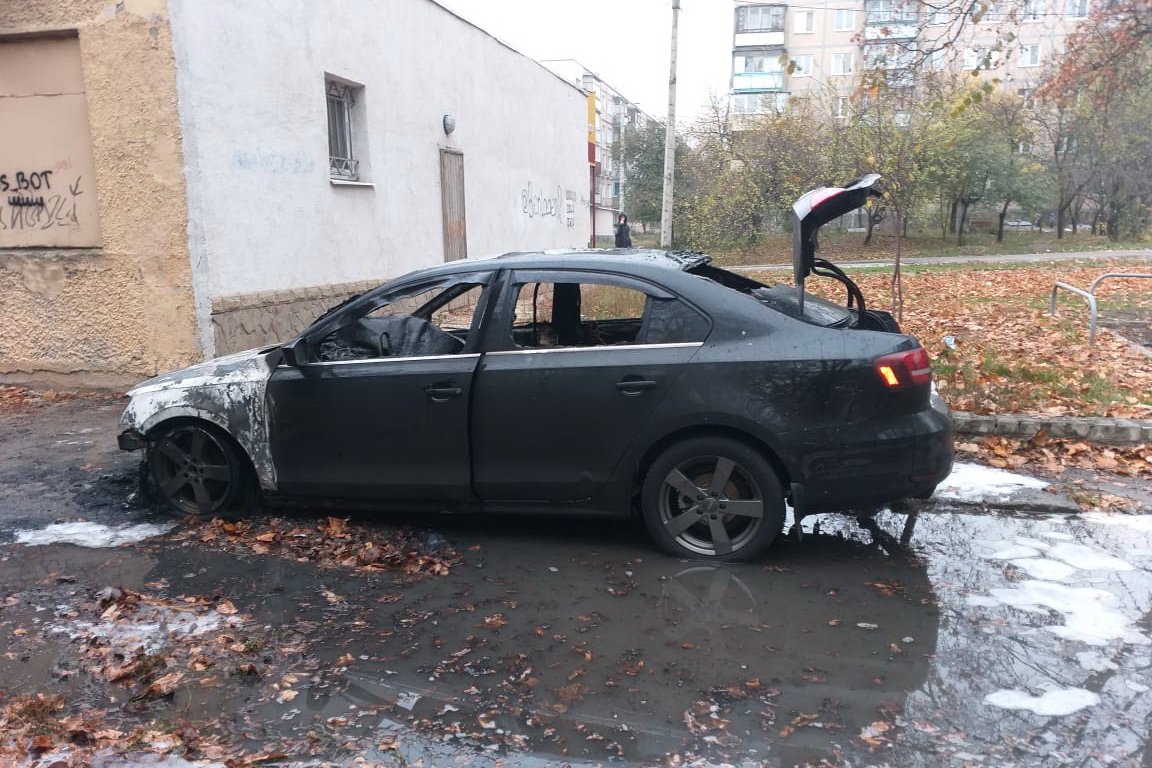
710, 230, 1147, 266
752, 260, 1152, 420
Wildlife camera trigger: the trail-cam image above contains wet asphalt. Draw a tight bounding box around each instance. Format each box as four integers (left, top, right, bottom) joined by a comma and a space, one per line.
1, 400, 1151, 767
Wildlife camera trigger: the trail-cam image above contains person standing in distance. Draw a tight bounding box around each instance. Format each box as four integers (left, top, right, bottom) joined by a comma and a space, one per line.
614, 213, 633, 248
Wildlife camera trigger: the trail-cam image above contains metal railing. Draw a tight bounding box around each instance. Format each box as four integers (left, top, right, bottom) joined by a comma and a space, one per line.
1048, 272, 1152, 345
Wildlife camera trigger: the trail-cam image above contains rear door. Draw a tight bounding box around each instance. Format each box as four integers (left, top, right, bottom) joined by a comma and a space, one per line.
470, 269, 711, 502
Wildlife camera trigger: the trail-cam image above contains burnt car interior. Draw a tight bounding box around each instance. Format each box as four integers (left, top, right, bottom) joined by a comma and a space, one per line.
510, 280, 710, 349
317, 281, 481, 361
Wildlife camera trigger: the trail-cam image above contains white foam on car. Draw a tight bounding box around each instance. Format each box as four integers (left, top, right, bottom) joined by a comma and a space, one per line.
984, 688, 1100, 716
14, 521, 174, 548
933, 462, 1048, 503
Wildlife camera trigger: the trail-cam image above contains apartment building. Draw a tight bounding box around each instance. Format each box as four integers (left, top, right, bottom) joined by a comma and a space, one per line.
541, 60, 654, 244
731, 0, 1096, 117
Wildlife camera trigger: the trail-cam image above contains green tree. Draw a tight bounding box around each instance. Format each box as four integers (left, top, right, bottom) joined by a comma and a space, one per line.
619, 121, 668, 232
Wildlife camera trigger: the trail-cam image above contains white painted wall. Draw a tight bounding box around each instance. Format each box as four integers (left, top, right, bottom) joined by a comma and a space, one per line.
169, 0, 590, 353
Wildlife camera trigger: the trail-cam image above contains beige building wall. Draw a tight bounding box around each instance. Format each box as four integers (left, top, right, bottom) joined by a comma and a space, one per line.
0, 0, 199, 388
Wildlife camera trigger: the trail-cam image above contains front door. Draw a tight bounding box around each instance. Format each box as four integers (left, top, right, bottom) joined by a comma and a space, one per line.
267, 277, 488, 500
470, 271, 710, 502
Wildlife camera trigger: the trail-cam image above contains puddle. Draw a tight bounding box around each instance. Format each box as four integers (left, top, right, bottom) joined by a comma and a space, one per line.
0, 506, 1150, 765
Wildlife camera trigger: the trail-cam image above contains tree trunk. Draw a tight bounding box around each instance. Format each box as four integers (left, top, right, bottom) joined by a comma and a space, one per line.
863, 213, 876, 246
892, 209, 904, 323
957, 202, 970, 246
948, 199, 959, 235
1056, 197, 1066, 240
996, 199, 1010, 243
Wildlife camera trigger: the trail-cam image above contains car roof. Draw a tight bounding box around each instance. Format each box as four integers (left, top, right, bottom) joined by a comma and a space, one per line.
400, 249, 712, 282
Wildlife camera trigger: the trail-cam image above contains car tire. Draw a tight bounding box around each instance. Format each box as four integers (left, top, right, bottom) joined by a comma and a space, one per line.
147, 421, 255, 519
641, 436, 785, 561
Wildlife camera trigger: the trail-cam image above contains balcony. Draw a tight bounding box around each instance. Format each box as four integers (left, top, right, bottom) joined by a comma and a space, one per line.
864, 23, 918, 40
734, 30, 786, 48
732, 71, 785, 92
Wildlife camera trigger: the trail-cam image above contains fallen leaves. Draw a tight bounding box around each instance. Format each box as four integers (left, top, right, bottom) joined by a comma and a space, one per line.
174, 516, 461, 579
957, 434, 1152, 478
780, 262, 1152, 420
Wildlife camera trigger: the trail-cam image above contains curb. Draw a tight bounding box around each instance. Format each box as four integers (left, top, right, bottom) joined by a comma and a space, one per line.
952, 412, 1152, 445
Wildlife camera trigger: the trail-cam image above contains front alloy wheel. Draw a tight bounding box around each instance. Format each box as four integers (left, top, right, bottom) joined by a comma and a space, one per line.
642, 437, 785, 561
149, 423, 249, 517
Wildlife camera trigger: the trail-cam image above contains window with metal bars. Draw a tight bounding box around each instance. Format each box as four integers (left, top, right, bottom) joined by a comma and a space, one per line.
327, 80, 359, 180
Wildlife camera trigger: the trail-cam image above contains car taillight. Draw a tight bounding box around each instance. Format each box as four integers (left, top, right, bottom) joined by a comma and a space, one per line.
874, 347, 932, 389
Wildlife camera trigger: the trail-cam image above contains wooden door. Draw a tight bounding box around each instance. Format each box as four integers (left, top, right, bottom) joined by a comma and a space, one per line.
439, 149, 467, 261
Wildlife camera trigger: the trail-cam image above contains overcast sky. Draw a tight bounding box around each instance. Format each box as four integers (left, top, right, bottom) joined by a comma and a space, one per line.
435, 0, 735, 124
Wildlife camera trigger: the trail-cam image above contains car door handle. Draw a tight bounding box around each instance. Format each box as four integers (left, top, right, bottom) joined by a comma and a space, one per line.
616, 378, 657, 395
425, 385, 463, 402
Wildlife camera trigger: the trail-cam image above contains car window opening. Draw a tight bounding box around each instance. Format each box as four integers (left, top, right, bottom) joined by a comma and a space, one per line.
316, 282, 482, 361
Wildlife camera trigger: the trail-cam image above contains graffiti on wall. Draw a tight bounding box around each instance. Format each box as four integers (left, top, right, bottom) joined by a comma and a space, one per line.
0, 165, 84, 233
521, 182, 578, 228
232, 150, 315, 174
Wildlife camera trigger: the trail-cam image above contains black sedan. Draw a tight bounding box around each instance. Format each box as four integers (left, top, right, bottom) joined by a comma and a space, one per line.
119, 176, 953, 561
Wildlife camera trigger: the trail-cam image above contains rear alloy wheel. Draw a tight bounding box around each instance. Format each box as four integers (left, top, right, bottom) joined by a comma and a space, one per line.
148, 423, 251, 517
641, 437, 785, 561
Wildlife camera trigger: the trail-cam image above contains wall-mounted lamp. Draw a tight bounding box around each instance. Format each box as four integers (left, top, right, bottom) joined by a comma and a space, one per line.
442, 114, 456, 135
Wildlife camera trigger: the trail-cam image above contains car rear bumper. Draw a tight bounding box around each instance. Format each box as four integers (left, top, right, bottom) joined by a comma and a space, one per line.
789, 399, 954, 514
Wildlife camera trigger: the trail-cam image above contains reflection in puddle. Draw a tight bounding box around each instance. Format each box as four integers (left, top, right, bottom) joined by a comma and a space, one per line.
876, 507, 1152, 766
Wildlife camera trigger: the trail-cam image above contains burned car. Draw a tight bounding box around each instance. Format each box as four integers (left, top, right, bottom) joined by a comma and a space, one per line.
119, 175, 952, 561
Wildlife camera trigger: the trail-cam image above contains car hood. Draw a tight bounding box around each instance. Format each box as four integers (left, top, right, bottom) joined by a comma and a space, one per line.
792, 173, 881, 286
127, 346, 278, 396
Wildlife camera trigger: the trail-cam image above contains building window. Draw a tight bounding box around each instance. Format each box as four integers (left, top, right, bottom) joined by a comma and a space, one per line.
964, 47, 999, 70
927, 8, 951, 24
732, 92, 788, 115
973, 2, 1004, 21
1023, 0, 1045, 20
736, 4, 785, 32
834, 9, 856, 30
736, 53, 784, 73
327, 79, 362, 181
865, 0, 918, 25
1065, 0, 1089, 16
927, 49, 947, 70
834, 96, 850, 119
1019, 44, 1041, 67
832, 52, 854, 75
1017, 87, 1034, 107
794, 10, 815, 33
791, 54, 814, 76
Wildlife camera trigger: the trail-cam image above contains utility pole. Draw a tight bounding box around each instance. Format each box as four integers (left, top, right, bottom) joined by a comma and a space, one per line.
660, 0, 680, 249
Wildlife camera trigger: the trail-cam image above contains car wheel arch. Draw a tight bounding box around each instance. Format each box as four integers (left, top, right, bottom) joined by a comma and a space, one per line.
633, 425, 792, 504
141, 411, 264, 491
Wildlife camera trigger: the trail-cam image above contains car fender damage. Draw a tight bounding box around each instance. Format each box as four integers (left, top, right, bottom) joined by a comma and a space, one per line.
118, 349, 276, 491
